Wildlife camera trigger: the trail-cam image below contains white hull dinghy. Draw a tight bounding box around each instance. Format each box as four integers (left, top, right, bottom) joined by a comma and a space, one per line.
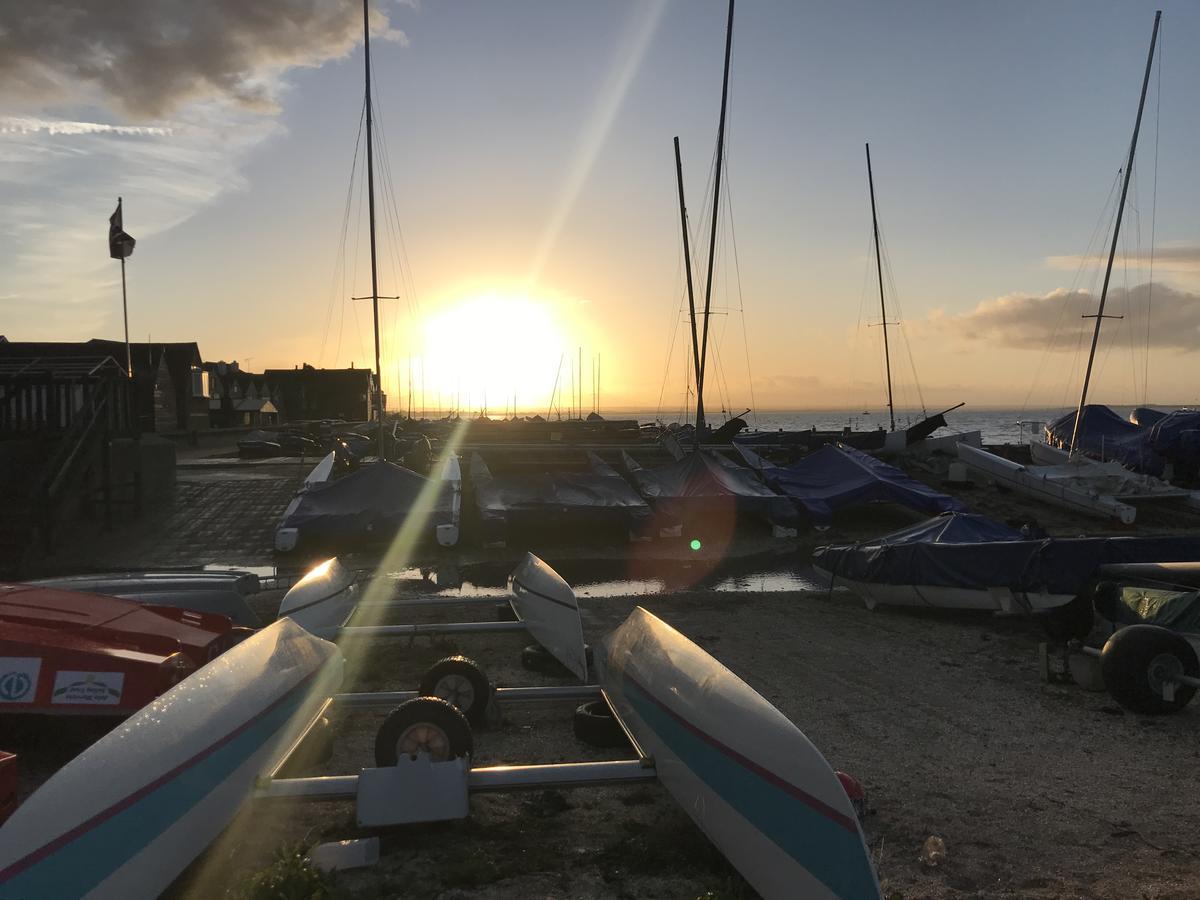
0, 619, 342, 900
956, 441, 1137, 524
597, 607, 881, 899
275, 451, 338, 552
1027, 440, 1200, 510
508, 552, 588, 681
276, 557, 361, 637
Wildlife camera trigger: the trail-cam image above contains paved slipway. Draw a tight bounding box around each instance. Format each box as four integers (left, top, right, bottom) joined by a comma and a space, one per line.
161, 586, 1198, 900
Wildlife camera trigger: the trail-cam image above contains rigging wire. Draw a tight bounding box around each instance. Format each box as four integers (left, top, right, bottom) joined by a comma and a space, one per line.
1144, 29, 1162, 406
1019, 168, 1123, 415
319, 99, 366, 368
723, 159, 758, 425
849, 222, 876, 416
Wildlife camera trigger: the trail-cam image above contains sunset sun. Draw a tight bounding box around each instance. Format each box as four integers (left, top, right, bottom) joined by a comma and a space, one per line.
416, 293, 572, 415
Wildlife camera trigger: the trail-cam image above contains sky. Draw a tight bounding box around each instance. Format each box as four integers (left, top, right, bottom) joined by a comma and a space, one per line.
2, 0, 1199, 417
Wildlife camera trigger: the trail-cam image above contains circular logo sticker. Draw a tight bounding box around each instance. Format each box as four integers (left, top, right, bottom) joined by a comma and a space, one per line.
0, 670, 33, 702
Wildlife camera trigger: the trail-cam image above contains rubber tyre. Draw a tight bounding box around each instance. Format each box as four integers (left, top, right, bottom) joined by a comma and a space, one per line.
521, 643, 594, 676
375, 697, 473, 767
573, 699, 629, 749
417, 656, 492, 726
1100, 624, 1200, 715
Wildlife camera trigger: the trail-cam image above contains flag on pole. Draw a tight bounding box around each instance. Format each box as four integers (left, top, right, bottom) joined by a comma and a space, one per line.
109, 199, 136, 259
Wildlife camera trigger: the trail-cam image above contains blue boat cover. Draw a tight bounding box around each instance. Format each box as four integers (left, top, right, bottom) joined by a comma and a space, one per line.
814, 512, 1200, 596
280, 460, 453, 547
1146, 409, 1200, 469
1129, 406, 1166, 427
623, 450, 799, 528
867, 511, 1023, 545
738, 444, 966, 526
1046, 405, 1164, 474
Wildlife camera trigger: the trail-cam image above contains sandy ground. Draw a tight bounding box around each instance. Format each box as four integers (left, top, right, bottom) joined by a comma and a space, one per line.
152, 582, 1200, 900
11, 445, 1200, 898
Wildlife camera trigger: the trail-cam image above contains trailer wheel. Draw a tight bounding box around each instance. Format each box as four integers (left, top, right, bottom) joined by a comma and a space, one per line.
1100, 624, 1199, 715
375, 697, 473, 766
521, 643, 593, 676
573, 699, 629, 748
418, 656, 492, 726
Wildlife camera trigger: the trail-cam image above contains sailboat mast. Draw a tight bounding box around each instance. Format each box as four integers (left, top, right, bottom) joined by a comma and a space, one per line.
674, 136, 702, 415
696, 0, 735, 443
1069, 10, 1161, 456
865, 143, 895, 433
363, 0, 384, 455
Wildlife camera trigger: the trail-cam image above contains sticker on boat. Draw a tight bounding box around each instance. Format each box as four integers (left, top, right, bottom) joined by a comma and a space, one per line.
51, 671, 124, 705
0, 659, 40, 703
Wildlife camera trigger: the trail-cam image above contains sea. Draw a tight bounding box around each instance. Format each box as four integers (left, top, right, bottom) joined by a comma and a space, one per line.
605, 407, 1155, 446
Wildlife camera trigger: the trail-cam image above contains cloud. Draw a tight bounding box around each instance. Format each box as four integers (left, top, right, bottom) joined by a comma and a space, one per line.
757, 374, 823, 392
1047, 242, 1200, 276
0, 0, 407, 119
932, 283, 1200, 352
0, 117, 173, 137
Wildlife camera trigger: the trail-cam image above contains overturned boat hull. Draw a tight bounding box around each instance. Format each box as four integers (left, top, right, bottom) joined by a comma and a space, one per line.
0, 619, 341, 900
598, 607, 880, 899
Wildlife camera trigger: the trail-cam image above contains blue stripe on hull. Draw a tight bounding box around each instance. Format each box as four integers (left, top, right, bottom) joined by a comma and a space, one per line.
624, 682, 879, 899
0, 686, 310, 900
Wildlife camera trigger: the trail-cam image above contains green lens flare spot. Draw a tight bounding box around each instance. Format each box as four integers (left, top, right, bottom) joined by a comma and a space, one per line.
689, 539, 702, 551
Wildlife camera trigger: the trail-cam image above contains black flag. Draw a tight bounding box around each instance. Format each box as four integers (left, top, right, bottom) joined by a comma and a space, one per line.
109, 199, 136, 259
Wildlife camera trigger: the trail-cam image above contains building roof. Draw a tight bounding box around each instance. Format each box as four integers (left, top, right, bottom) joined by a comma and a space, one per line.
235, 398, 277, 413
0, 340, 201, 384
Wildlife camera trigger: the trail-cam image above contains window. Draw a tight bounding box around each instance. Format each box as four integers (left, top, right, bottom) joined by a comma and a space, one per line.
191, 368, 209, 398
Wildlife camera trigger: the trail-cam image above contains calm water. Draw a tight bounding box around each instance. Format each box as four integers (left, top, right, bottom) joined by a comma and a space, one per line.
608, 407, 1157, 446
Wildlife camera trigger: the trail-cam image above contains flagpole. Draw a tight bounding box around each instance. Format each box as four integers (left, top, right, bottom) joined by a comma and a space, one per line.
119, 196, 132, 378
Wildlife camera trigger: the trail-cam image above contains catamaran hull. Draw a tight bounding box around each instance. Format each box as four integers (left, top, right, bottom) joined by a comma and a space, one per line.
0, 619, 342, 900
957, 442, 1137, 524
814, 567, 1074, 613
508, 552, 588, 682
598, 608, 881, 900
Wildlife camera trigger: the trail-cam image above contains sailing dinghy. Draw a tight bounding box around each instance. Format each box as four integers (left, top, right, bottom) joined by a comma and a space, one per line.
598, 607, 881, 899
0, 619, 342, 900
815, 511, 1200, 613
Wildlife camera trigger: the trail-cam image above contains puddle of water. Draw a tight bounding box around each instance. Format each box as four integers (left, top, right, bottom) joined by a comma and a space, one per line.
203, 563, 280, 579
379, 560, 830, 598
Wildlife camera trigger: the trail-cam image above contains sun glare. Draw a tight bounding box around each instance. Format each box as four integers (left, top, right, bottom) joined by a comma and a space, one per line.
414, 293, 572, 415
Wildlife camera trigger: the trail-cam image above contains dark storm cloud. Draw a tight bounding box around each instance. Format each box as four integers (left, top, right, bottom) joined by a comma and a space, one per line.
0, 0, 407, 119
935, 283, 1200, 352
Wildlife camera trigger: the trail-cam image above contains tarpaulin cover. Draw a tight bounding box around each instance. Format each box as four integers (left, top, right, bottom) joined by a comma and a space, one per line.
470, 452, 650, 538
865, 511, 1023, 545
1045, 405, 1165, 475
621, 450, 798, 528
814, 513, 1200, 595
1130, 407, 1167, 427
1117, 588, 1200, 634
280, 460, 452, 545
1145, 409, 1200, 468
738, 444, 966, 526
